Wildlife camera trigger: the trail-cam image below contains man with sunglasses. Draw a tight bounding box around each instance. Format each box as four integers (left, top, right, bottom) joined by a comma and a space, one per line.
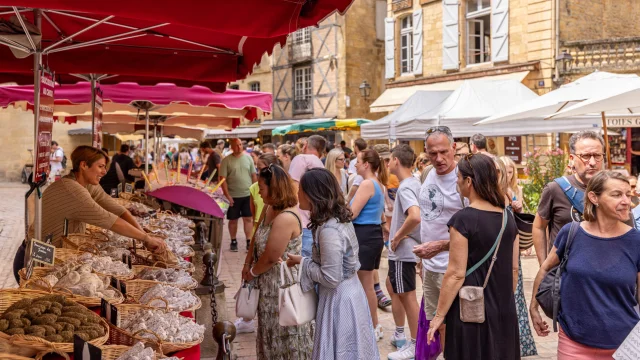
412, 126, 468, 353
532, 130, 605, 265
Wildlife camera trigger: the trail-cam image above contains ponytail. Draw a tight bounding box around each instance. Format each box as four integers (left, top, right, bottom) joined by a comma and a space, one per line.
360, 149, 388, 187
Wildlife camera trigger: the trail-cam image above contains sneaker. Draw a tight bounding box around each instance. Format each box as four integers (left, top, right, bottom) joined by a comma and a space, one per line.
230, 239, 238, 252
388, 342, 415, 360
377, 293, 392, 309
374, 324, 384, 342
233, 318, 255, 334
390, 332, 407, 349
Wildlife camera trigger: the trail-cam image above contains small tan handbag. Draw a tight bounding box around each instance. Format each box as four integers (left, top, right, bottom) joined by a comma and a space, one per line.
459, 209, 507, 323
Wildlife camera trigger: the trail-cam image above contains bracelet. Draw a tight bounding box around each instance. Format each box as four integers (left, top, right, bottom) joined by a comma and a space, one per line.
249, 267, 258, 278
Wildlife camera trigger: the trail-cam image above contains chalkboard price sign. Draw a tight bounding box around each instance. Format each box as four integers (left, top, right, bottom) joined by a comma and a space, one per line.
30, 239, 55, 265
74, 334, 102, 360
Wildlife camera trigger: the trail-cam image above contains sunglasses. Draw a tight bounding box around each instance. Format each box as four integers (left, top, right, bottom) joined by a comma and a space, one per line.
259, 164, 275, 185
462, 153, 474, 172
425, 126, 453, 138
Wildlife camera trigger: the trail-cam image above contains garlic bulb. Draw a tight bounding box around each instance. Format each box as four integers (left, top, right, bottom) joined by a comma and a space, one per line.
122, 309, 205, 343
115, 342, 155, 360
139, 284, 198, 311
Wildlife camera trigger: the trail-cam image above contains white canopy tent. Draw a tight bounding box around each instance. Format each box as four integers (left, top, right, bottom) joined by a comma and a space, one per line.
475, 71, 640, 125
395, 79, 602, 139
360, 91, 452, 140
548, 83, 640, 120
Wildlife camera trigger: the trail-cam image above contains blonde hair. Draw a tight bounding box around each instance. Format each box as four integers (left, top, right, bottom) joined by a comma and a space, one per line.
493, 157, 509, 195
583, 171, 630, 222
499, 156, 519, 194
325, 148, 344, 180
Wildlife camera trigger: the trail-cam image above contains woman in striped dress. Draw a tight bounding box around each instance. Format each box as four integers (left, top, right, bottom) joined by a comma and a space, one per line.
287, 168, 379, 360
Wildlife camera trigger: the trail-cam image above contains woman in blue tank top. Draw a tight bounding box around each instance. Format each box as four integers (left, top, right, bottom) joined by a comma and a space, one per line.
350, 148, 388, 341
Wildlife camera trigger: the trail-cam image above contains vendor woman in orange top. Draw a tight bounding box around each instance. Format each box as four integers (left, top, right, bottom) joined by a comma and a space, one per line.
13, 146, 166, 279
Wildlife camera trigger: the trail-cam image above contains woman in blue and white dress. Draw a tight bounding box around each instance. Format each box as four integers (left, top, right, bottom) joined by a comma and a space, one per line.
287, 168, 379, 360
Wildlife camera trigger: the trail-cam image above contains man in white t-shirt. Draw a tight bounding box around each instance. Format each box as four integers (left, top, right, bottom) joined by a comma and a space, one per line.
49, 141, 64, 179
413, 126, 466, 349
288, 135, 325, 257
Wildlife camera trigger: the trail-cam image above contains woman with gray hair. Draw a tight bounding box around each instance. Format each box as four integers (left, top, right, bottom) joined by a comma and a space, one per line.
530, 171, 640, 358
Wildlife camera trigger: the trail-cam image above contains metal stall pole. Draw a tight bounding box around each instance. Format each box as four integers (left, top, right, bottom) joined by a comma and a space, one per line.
32, 8, 43, 238
145, 109, 150, 173
90, 77, 96, 146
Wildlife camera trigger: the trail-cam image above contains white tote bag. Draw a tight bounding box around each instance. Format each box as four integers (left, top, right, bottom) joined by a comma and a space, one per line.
278, 260, 317, 326
234, 281, 259, 320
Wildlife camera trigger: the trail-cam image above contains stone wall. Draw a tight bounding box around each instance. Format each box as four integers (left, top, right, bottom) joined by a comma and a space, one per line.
343, 0, 386, 120
385, 0, 555, 94
0, 107, 91, 182
560, 0, 640, 43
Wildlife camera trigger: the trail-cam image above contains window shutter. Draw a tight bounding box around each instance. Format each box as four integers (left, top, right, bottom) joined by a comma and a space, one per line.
442, 0, 459, 70
492, 0, 509, 62
385, 17, 395, 79
412, 9, 423, 75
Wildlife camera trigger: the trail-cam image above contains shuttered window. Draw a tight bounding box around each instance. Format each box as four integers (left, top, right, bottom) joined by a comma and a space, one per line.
412, 9, 423, 75
400, 16, 413, 75
293, 67, 312, 113
442, 0, 460, 70
466, 0, 491, 64
385, 18, 396, 79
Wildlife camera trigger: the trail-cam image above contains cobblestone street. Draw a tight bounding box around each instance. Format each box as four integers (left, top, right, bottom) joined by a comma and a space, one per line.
0, 183, 559, 359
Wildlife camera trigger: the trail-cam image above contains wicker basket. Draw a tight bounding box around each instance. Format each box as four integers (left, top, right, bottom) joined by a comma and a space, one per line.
0, 349, 70, 360
99, 344, 166, 360
62, 233, 109, 250
128, 264, 198, 291
0, 287, 109, 357
125, 283, 202, 313
107, 303, 203, 354
18, 272, 125, 307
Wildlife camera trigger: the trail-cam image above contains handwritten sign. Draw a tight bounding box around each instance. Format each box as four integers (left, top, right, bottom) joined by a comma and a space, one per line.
34, 69, 55, 183
92, 87, 103, 148
74, 334, 102, 360
504, 136, 522, 163
30, 238, 55, 266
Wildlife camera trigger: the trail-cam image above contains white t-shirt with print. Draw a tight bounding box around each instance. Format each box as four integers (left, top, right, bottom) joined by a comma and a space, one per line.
419, 166, 466, 273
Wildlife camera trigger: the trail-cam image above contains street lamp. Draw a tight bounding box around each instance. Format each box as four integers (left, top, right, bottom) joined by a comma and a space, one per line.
359, 80, 371, 101
555, 49, 573, 73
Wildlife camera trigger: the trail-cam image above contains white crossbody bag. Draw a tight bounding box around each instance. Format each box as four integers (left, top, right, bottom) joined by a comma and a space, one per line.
278, 260, 317, 326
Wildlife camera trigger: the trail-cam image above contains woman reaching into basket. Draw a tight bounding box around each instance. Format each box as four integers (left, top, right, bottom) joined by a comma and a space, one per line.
242, 163, 313, 360
13, 145, 167, 282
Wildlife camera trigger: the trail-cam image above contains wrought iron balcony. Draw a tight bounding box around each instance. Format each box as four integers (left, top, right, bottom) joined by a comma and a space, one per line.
289, 42, 312, 63
560, 37, 640, 75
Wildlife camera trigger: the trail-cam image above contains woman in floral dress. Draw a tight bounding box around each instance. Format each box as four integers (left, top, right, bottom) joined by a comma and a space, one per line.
243, 164, 313, 360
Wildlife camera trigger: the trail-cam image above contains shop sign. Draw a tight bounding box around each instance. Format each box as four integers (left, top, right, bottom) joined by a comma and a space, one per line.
34, 69, 55, 183
92, 87, 103, 148
606, 117, 640, 128
504, 136, 522, 163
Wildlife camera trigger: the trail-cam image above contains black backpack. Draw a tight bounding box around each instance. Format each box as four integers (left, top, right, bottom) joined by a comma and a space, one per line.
61, 155, 68, 169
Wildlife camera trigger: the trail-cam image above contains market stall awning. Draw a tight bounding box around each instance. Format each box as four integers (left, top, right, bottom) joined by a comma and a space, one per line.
260, 118, 333, 130
476, 71, 640, 125
393, 79, 602, 139
370, 71, 530, 113
0, 1, 356, 87
205, 126, 260, 139
272, 118, 371, 136
0, 82, 272, 121
361, 91, 452, 140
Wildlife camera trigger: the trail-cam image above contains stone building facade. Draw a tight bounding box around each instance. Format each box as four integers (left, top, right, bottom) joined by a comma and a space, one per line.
228, 53, 274, 124
374, 0, 640, 156
270, 0, 386, 124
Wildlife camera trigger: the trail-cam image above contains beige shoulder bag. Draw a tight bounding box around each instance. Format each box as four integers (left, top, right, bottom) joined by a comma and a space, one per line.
459, 208, 507, 323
